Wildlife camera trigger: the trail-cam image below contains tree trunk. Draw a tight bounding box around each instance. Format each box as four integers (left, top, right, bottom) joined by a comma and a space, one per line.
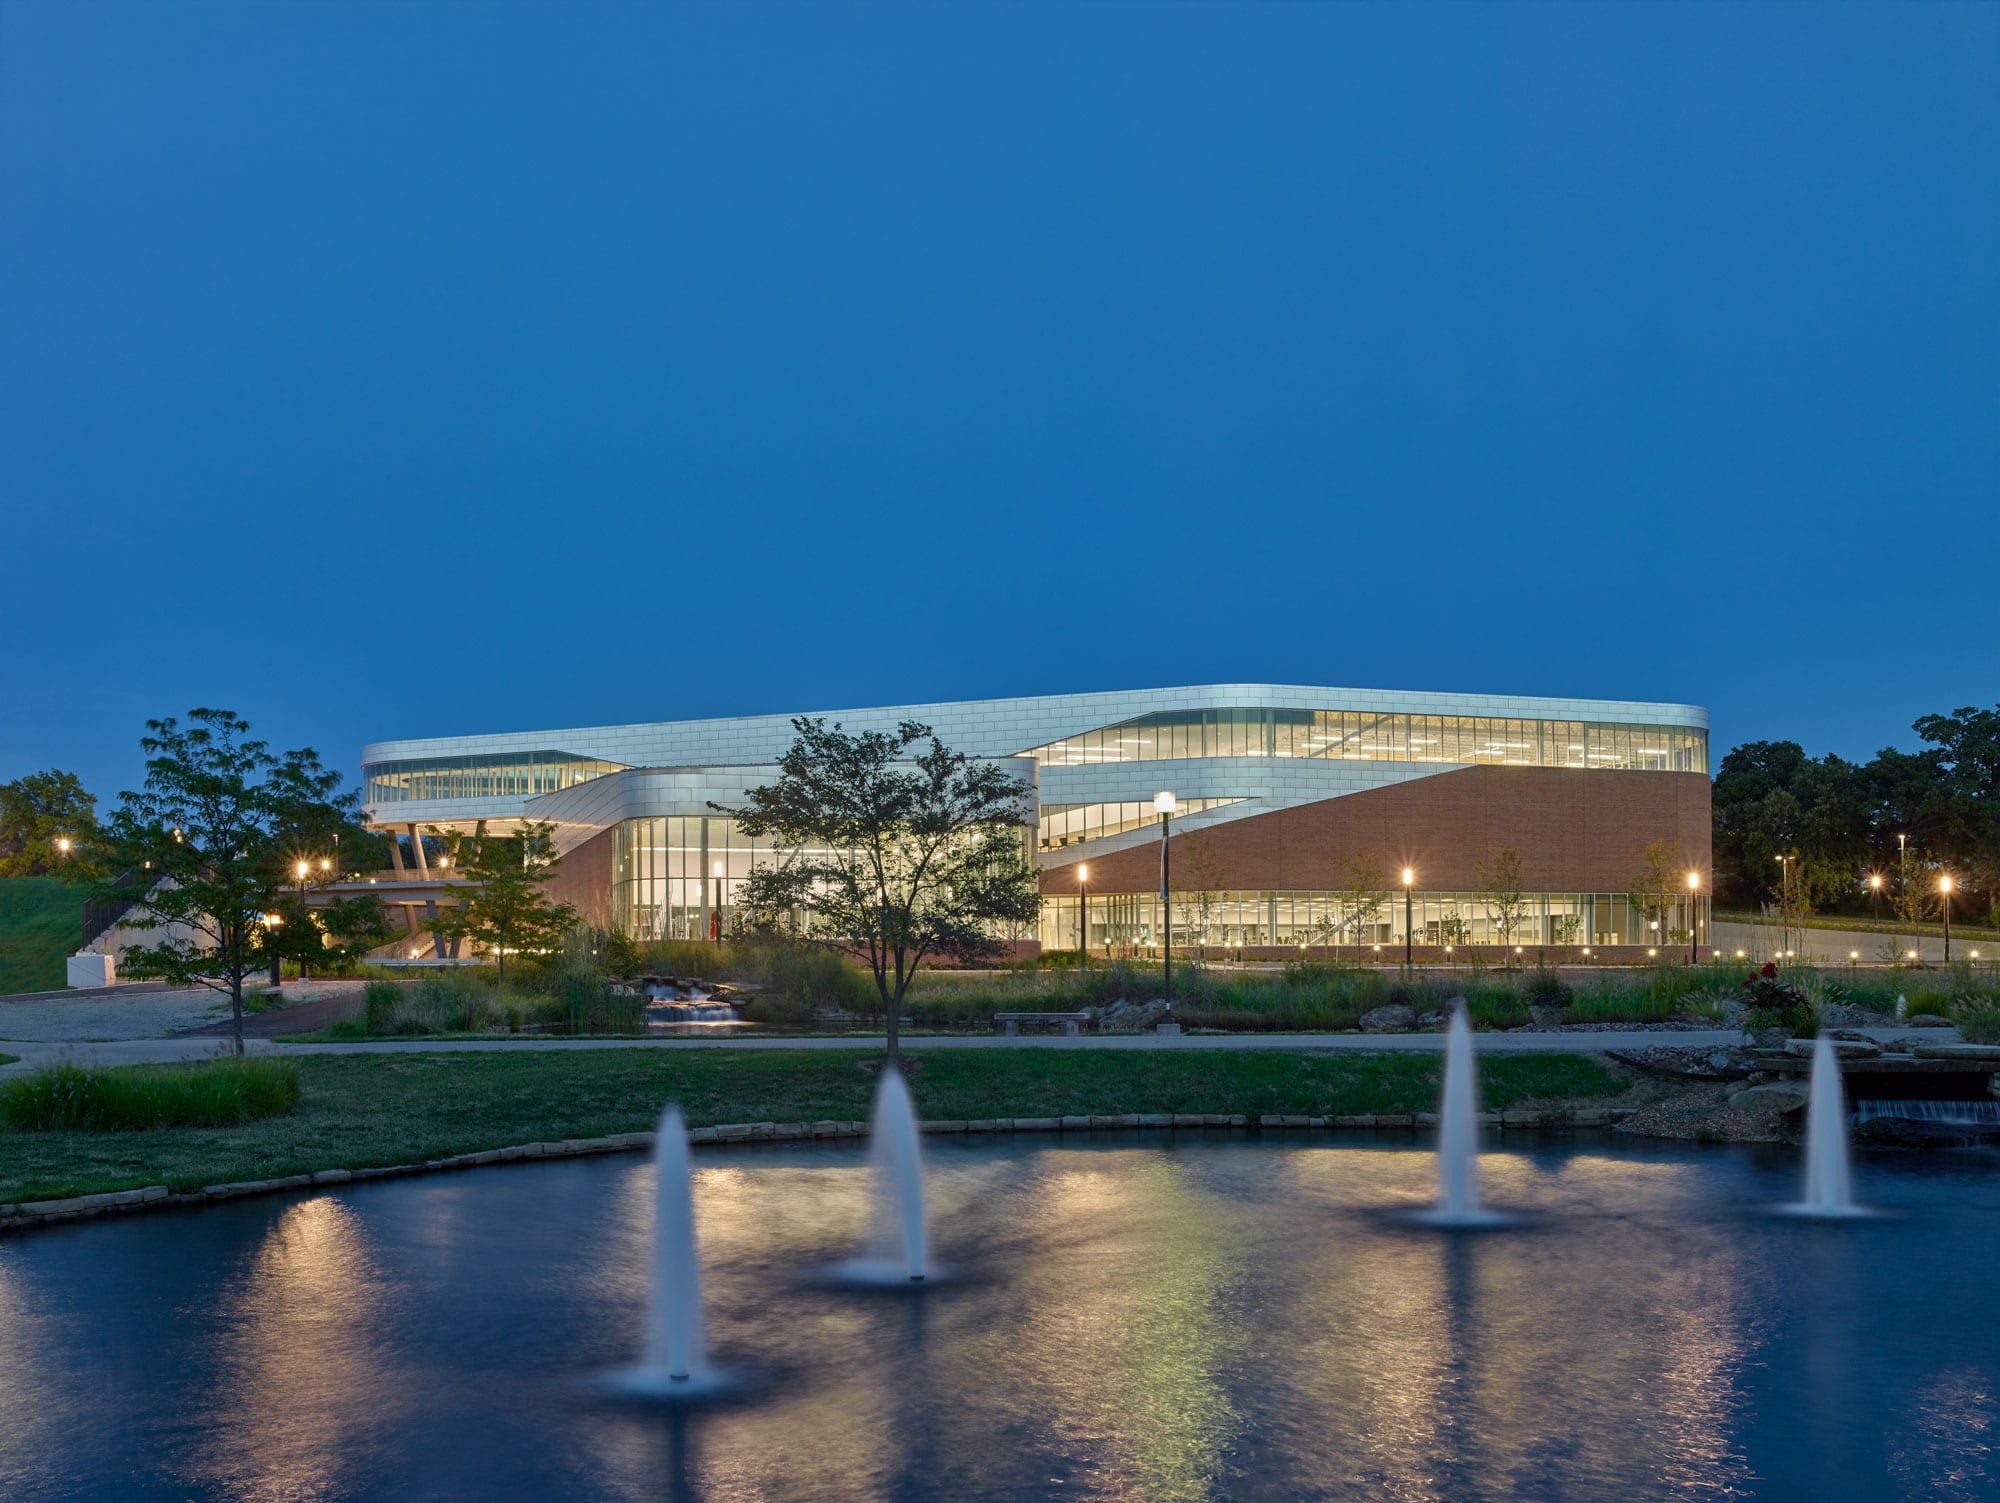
230, 975, 245, 1058
883, 960, 901, 1072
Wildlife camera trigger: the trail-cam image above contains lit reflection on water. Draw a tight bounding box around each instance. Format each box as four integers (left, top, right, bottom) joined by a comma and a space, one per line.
6, 1132, 1999, 1501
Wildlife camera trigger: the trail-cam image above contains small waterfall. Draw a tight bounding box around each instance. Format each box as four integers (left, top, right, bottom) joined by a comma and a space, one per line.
1432, 1005, 1485, 1223
642, 1105, 706, 1381
1796, 1036, 1860, 1217
1854, 1099, 2000, 1126
869, 1067, 930, 1280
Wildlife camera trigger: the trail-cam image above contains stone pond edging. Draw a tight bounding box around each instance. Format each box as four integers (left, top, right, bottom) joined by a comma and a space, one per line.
0, 1106, 1636, 1237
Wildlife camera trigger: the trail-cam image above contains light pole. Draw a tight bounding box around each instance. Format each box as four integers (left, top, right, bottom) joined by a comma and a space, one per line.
1868, 872, 1883, 926
294, 859, 312, 980
264, 911, 283, 987
711, 859, 724, 942
1686, 870, 1701, 964
1401, 867, 1415, 967
1076, 862, 1089, 967
1155, 792, 1176, 1018
1940, 874, 1953, 962
1775, 853, 1794, 954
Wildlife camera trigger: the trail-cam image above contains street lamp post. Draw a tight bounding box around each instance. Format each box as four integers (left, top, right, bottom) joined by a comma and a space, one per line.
1077, 863, 1089, 968
264, 911, 283, 987
1155, 793, 1176, 1018
294, 859, 312, 980
1686, 870, 1701, 965
1940, 875, 1953, 962
1401, 868, 1415, 967
1869, 872, 1883, 926
711, 860, 724, 942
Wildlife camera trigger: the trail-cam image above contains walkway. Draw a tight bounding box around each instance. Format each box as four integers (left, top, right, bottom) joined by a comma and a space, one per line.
0, 1025, 1952, 1080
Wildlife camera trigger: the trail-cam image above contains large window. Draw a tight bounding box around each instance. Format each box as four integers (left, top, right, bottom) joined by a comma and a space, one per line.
364, 751, 625, 806
1038, 798, 1241, 851
1022, 710, 1706, 774
1040, 890, 1710, 952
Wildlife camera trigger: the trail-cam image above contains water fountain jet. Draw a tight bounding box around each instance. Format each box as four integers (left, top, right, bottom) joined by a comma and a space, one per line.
1788, 1035, 1865, 1218
870, 1066, 930, 1280
638, 1104, 706, 1386
1415, 1004, 1506, 1227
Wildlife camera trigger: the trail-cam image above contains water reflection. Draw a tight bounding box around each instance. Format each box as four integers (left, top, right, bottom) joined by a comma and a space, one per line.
190, 1196, 410, 1502
5, 1133, 1998, 1501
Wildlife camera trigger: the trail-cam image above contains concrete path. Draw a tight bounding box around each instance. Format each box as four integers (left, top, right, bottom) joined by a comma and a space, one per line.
0, 1025, 1955, 1079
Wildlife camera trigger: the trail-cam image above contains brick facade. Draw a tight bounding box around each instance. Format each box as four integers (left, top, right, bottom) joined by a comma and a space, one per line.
1038, 765, 1711, 895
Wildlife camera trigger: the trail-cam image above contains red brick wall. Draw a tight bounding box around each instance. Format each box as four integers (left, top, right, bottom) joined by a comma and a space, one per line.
547, 826, 615, 929
1039, 765, 1711, 894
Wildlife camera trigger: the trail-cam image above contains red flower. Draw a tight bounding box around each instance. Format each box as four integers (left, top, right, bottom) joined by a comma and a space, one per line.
1760, 963, 1778, 978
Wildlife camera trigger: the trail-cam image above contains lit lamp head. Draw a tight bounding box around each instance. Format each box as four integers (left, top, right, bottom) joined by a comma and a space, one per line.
1850, 950, 1860, 960
1078, 863, 1088, 885
1153, 791, 1177, 817
1401, 868, 1414, 887
1687, 871, 1700, 891
712, 860, 724, 880
319, 857, 331, 873
1940, 875, 1954, 894
295, 860, 310, 880
263, 910, 282, 929
438, 854, 451, 871
55, 837, 72, 856
1869, 874, 1883, 890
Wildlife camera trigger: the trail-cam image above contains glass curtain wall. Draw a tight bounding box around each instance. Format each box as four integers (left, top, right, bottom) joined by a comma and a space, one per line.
1038, 798, 1240, 852
365, 752, 625, 805
615, 817, 1038, 942
1042, 891, 1711, 953
1024, 710, 1706, 774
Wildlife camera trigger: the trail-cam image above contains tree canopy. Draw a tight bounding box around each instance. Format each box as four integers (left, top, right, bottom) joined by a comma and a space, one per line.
425, 820, 577, 987
95, 709, 380, 1052
0, 769, 102, 879
722, 718, 1041, 1066
1713, 703, 2000, 926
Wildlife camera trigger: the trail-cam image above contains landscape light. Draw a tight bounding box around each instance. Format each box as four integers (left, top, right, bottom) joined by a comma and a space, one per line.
1581, 946, 1591, 956
1735, 949, 1746, 959
1514, 945, 1523, 954
1648, 948, 1658, 957
1908, 949, 1919, 960
1850, 950, 1859, 961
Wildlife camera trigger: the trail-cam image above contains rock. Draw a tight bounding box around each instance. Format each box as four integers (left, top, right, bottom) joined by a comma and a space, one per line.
1417, 1010, 1445, 1027
1908, 1015, 1955, 1028
1748, 1026, 1790, 1049
1607, 1046, 1758, 1081
1528, 1004, 1570, 1030
1913, 1043, 2000, 1060
1100, 999, 1172, 1032
1784, 1037, 1881, 1058
1727, 1082, 1810, 1112
1359, 1004, 1417, 1033
1855, 1116, 2000, 1149
1710, 999, 1747, 1027
1821, 1004, 1895, 1028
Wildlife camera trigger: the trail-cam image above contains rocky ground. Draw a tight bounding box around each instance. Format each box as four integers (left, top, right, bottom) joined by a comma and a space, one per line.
0, 979, 367, 1044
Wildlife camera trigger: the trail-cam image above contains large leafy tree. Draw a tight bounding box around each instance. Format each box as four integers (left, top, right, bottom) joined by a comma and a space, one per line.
722, 718, 1041, 1068
1711, 741, 1869, 908
0, 769, 103, 879
425, 820, 577, 987
96, 709, 373, 1054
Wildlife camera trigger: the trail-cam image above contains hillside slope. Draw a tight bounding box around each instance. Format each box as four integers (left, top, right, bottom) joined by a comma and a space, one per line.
0, 877, 80, 994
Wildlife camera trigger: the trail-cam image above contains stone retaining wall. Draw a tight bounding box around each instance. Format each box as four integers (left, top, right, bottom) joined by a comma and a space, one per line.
0, 1106, 1635, 1236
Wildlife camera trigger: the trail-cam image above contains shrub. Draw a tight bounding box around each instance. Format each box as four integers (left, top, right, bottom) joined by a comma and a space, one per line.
2, 1058, 302, 1132
1522, 962, 1573, 1008
1956, 999, 2000, 1045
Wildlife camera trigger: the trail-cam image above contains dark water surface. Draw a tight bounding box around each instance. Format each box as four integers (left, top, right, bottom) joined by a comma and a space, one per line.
3, 1132, 1997, 1502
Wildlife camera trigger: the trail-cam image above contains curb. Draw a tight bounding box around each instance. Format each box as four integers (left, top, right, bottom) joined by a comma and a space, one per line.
0, 1106, 1634, 1237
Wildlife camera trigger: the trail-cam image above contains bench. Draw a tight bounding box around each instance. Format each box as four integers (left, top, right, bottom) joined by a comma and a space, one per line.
995, 1011, 1090, 1037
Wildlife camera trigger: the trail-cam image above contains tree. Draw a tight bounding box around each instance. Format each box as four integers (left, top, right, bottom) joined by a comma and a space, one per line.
95, 709, 363, 1055
1335, 849, 1390, 947
1627, 838, 1685, 950
1478, 846, 1530, 955
0, 769, 102, 879
1175, 827, 1226, 955
426, 820, 577, 987
722, 718, 1041, 1068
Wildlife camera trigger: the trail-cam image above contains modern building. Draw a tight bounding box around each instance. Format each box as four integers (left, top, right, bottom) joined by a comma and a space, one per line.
359, 683, 1711, 960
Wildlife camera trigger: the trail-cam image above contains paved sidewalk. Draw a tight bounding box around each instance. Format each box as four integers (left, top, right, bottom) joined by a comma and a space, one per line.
1, 1025, 1953, 1079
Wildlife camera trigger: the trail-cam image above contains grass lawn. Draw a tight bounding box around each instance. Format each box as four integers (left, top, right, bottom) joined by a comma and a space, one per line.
0, 1047, 1623, 1204
0, 876, 81, 995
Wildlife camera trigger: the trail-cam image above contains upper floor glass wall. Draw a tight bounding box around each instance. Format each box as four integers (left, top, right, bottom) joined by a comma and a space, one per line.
1038, 798, 1241, 852
1022, 709, 1705, 774
364, 751, 626, 806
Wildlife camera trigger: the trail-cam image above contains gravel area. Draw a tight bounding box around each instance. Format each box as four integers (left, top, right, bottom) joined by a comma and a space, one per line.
0, 980, 366, 1044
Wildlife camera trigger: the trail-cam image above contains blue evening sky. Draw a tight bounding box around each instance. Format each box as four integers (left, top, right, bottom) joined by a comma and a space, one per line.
2, 2, 1995, 803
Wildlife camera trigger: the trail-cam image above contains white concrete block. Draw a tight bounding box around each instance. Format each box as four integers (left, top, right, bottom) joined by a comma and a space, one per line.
67, 953, 116, 988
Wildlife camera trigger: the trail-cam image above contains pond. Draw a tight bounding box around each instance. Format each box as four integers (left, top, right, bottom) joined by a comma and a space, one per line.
2, 1131, 1997, 1501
